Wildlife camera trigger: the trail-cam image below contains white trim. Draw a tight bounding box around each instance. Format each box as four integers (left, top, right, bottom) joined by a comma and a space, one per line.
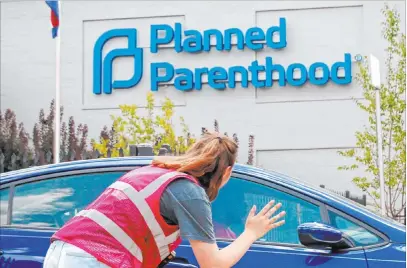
165, 230, 180, 244
77, 209, 143, 262
109, 173, 182, 260
75, 172, 184, 261
109, 181, 169, 259
140, 171, 184, 198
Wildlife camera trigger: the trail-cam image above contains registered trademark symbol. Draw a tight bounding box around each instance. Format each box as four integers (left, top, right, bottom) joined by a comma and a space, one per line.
354, 54, 363, 62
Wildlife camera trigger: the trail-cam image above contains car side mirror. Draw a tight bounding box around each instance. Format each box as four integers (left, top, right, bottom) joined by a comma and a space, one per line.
298, 222, 356, 251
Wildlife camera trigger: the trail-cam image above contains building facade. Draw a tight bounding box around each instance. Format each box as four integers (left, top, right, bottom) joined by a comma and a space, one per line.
1, 1, 405, 197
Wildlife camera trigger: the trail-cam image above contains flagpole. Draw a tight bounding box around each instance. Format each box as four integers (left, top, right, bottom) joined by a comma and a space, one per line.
53, 0, 61, 164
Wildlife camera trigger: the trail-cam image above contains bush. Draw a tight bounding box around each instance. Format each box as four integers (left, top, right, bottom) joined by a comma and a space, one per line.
32, 99, 90, 164
61, 116, 89, 161
94, 95, 256, 164
1, 96, 256, 173
0, 100, 91, 173
32, 99, 62, 164
0, 109, 32, 172
93, 93, 195, 157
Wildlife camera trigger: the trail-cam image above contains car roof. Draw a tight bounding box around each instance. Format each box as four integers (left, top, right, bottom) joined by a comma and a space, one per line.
0, 157, 324, 194
1, 157, 405, 234
0, 157, 343, 202
0, 157, 392, 208
0, 157, 386, 211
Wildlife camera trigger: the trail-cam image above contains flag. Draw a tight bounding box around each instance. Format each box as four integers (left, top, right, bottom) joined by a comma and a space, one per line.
45, 0, 59, 38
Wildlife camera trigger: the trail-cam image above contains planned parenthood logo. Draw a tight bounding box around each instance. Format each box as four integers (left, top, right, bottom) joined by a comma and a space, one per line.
93, 20, 361, 95
93, 29, 143, 95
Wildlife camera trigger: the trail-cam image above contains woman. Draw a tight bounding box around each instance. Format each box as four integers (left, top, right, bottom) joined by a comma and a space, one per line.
43, 133, 286, 268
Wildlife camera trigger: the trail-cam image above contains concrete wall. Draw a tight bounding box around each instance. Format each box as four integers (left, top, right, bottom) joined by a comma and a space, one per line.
1, 1, 405, 196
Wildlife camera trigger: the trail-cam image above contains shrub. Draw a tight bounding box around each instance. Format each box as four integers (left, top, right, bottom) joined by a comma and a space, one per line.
93, 93, 195, 157
32, 99, 90, 164
0, 109, 32, 172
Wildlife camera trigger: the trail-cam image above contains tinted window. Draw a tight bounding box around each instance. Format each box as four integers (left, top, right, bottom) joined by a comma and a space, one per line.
328, 210, 384, 246
212, 177, 322, 244
0, 188, 9, 225
12, 172, 125, 228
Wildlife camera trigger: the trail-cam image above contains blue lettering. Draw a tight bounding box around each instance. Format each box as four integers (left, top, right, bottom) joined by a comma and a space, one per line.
149, 55, 352, 91
331, 53, 352, 84
184, 30, 202, 53
203, 29, 223, 52
195, 67, 209, 90
150, 62, 174, 91
96, 22, 355, 94
286, 63, 307, 86
174, 68, 194, 91
174, 23, 183, 53
150, 25, 174, 53
93, 28, 142, 95
245, 27, 265, 50
93, 29, 143, 95
151, 21, 288, 53
309, 62, 330, 85
228, 66, 248, 88
249, 60, 265, 87
208, 67, 228, 90
265, 57, 286, 87
224, 28, 244, 51
266, 18, 287, 49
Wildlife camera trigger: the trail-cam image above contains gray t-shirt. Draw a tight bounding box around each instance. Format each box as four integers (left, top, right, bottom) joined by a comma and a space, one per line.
159, 178, 216, 244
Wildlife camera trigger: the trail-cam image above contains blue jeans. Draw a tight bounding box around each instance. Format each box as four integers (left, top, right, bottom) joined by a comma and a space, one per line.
43, 240, 109, 268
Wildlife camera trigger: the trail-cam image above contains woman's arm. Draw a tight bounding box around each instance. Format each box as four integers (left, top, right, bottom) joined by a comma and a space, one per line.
160, 181, 285, 267
190, 201, 285, 268
190, 230, 256, 268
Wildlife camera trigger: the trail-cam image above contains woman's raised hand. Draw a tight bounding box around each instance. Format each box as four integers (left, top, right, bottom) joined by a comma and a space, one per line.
244, 200, 286, 241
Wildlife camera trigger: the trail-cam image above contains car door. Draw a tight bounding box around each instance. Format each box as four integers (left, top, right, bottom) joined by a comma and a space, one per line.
0, 169, 130, 268
170, 174, 369, 268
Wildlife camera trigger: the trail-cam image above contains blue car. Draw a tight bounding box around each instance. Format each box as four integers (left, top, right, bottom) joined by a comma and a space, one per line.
1, 157, 405, 267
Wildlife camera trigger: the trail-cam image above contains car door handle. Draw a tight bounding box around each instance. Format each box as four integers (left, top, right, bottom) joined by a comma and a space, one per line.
0, 249, 3, 256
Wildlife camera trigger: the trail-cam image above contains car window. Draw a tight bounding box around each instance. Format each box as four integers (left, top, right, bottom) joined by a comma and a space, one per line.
0, 188, 10, 226
212, 177, 322, 244
11, 172, 126, 228
328, 210, 384, 247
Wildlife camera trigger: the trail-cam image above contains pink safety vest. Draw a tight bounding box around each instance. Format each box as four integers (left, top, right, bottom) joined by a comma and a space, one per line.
52, 165, 199, 268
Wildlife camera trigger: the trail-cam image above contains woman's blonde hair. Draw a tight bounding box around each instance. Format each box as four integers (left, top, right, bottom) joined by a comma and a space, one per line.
152, 132, 238, 201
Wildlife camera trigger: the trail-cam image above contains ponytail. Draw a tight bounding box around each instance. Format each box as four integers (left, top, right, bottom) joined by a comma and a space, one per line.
152, 133, 238, 201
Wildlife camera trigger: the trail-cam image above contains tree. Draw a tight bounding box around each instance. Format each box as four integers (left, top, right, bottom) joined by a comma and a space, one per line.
93, 93, 195, 157
338, 4, 406, 220
0, 109, 32, 172
66, 117, 89, 161
95, 125, 118, 157
247, 134, 255, 166
94, 94, 256, 164
33, 99, 90, 164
